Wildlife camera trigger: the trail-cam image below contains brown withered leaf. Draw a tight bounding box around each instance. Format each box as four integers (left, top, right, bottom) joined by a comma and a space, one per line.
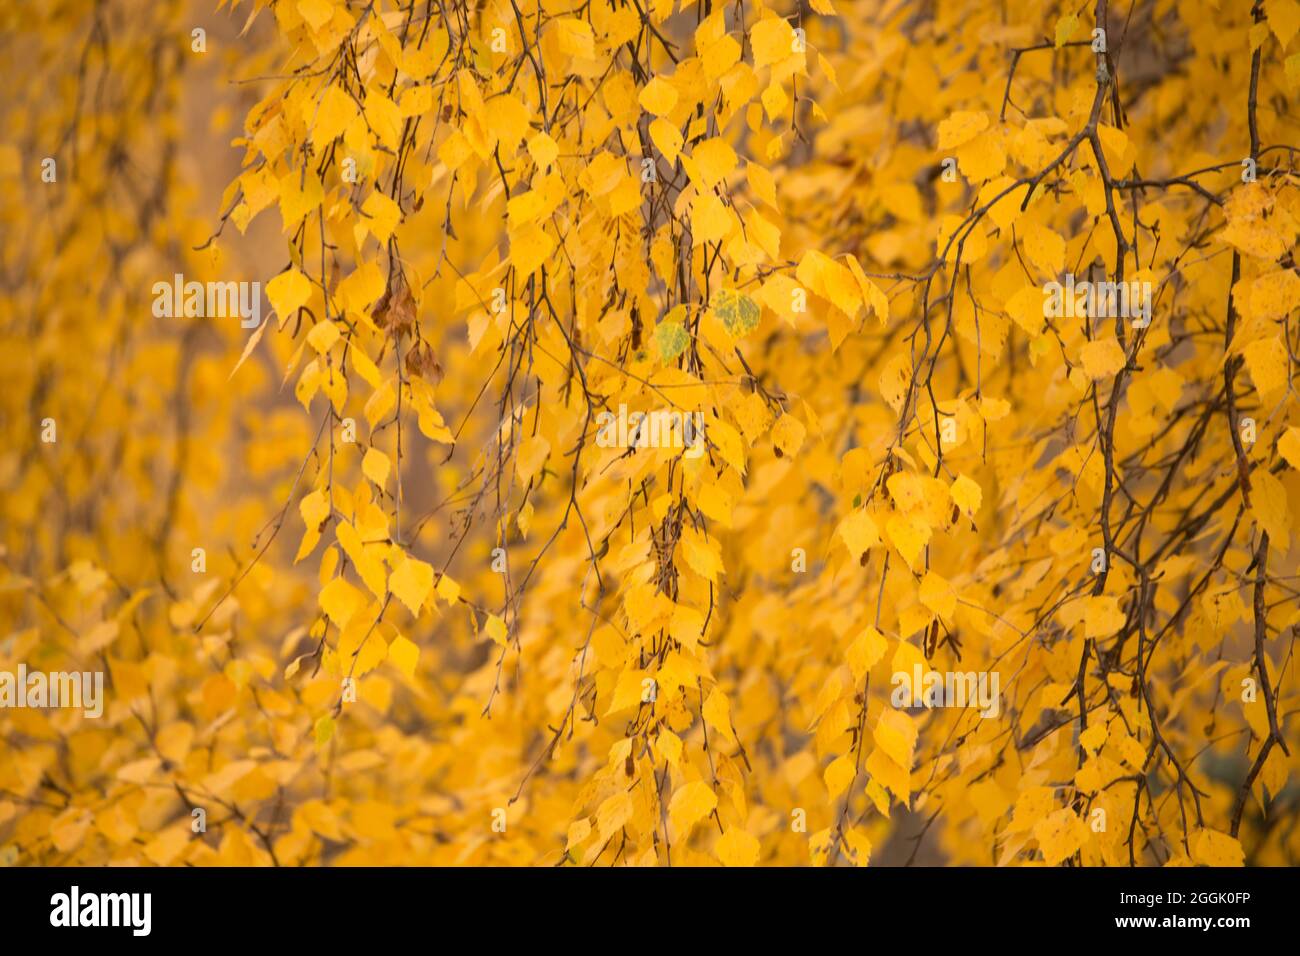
373, 270, 417, 337
405, 339, 443, 384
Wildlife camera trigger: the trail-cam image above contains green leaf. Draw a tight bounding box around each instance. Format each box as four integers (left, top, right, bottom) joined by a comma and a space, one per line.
314, 715, 335, 746
655, 306, 689, 362
1054, 13, 1080, 48
713, 289, 760, 338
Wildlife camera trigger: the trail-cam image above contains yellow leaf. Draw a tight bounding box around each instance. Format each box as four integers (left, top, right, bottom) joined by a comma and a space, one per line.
528, 132, 559, 170
485, 613, 508, 645
873, 709, 917, 770
566, 817, 592, 850
387, 635, 419, 676
1034, 808, 1087, 865
388, 557, 433, 616
1084, 596, 1127, 638
298, 0, 334, 32
691, 137, 737, 190
703, 686, 736, 744
649, 117, 684, 165
918, 571, 956, 620
1193, 827, 1245, 867
680, 526, 724, 582
751, 17, 796, 70
822, 754, 854, 799
435, 573, 460, 605
361, 189, 402, 243
864, 748, 910, 807
885, 514, 930, 571
307, 319, 340, 354
936, 111, 989, 150
1278, 426, 1300, 469
312, 84, 358, 150
638, 76, 678, 116
595, 791, 633, 840
847, 626, 888, 680
319, 576, 365, 628
837, 509, 880, 558
1021, 221, 1065, 275
553, 17, 595, 59
1079, 722, 1107, 753
510, 222, 556, 275
771, 413, 806, 457
950, 474, 982, 515
362, 447, 390, 488
1252, 470, 1291, 550
1242, 335, 1289, 396
691, 192, 732, 245
266, 268, 311, 321
668, 780, 717, 837
716, 828, 760, 866
1080, 337, 1126, 380
515, 434, 550, 486
1054, 12, 1080, 47
1269, 0, 1300, 48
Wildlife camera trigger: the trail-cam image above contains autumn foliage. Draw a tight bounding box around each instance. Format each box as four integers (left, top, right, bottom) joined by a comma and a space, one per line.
2, 0, 1300, 868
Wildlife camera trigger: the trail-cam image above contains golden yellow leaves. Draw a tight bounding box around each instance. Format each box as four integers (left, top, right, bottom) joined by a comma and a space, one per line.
1020, 221, 1066, 277
918, 571, 956, 621
824, 754, 855, 800
1192, 828, 1246, 867
24, 0, 1300, 877
1034, 808, 1090, 866
319, 576, 366, 629
680, 526, 724, 582
387, 634, 419, 677
886, 512, 933, 571
688, 137, 738, 191
836, 509, 880, 561
550, 16, 595, 61
716, 827, 760, 866
668, 779, 717, 839
796, 250, 888, 334
937, 111, 989, 152
1270, 0, 1300, 48
847, 627, 888, 682
388, 557, 434, 616
1241, 334, 1290, 398
703, 686, 737, 746
770, 412, 806, 457
749, 17, 799, 72
691, 192, 733, 245
1251, 470, 1291, 551
359, 190, 401, 245
1058, 596, 1128, 640
1220, 182, 1295, 259
873, 709, 917, 771
1279, 426, 1300, 469
648, 118, 684, 165
1079, 337, 1127, 381
638, 76, 678, 117
936, 110, 1007, 181
267, 268, 312, 323
950, 474, 982, 517
278, 169, 326, 231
